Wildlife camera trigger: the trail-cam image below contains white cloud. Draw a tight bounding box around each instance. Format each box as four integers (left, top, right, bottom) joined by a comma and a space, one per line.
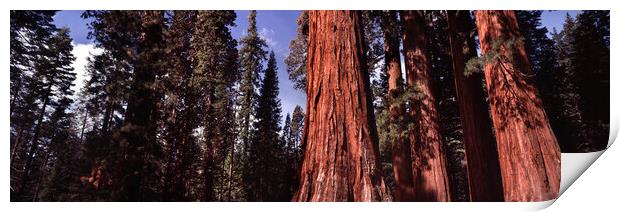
71, 42, 103, 95
259, 27, 280, 53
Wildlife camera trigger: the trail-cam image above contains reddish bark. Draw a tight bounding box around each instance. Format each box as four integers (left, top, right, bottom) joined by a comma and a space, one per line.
293, 10, 390, 202
401, 11, 451, 202
474, 10, 561, 201
446, 10, 504, 201
381, 11, 414, 201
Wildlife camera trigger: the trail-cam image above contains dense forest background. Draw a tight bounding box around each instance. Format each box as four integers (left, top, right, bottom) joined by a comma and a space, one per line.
10, 10, 609, 202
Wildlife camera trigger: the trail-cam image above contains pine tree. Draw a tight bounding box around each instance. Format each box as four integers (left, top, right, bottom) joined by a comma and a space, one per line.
547, 14, 589, 152
10, 11, 58, 198
282, 114, 292, 150
571, 11, 610, 151
83, 11, 168, 201
290, 105, 304, 158
15, 27, 77, 201
191, 10, 239, 201
160, 10, 199, 201
237, 10, 268, 200
285, 11, 308, 93
247, 52, 287, 201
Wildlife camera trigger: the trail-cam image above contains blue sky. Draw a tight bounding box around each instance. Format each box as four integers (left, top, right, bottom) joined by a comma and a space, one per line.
52, 10, 580, 119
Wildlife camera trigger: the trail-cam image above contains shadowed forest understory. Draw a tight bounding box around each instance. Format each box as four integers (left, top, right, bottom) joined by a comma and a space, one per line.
10, 10, 609, 202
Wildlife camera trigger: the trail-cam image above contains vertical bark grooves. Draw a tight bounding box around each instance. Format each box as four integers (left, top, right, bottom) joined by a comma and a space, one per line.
446, 10, 504, 201
294, 10, 390, 202
382, 11, 414, 201
475, 10, 560, 202
401, 10, 451, 202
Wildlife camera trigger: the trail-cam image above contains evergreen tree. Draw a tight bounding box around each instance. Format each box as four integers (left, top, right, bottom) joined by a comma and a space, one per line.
289, 105, 305, 158
160, 10, 199, 201
475, 10, 560, 201
84, 11, 168, 201
237, 10, 268, 200
191, 10, 239, 201
401, 10, 451, 201
294, 11, 390, 201
284, 11, 308, 93
10, 11, 58, 198
427, 11, 470, 201
571, 11, 610, 151
282, 114, 292, 149
247, 52, 287, 201
15, 27, 77, 201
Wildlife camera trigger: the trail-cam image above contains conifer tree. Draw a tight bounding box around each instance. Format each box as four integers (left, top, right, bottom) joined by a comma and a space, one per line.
191, 10, 239, 201
474, 10, 560, 201
16, 28, 77, 201
10, 12, 58, 194
237, 10, 268, 200
294, 11, 390, 201
401, 10, 451, 201
247, 52, 287, 201
447, 10, 503, 201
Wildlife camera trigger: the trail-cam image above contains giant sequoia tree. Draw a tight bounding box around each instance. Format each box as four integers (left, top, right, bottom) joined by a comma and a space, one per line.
381, 10, 414, 201
474, 10, 560, 201
401, 10, 451, 202
446, 10, 503, 201
294, 11, 390, 202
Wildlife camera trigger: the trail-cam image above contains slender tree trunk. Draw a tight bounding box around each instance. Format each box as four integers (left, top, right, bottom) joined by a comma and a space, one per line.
381, 10, 414, 201
401, 10, 451, 202
446, 10, 504, 201
203, 95, 215, 202
474, 10, 561, 201
293, 10, 390, 202
18, 85, 51, 199
32, 150, 51, 201
10, 126, 26, 167
101, 100, 113, 134
80, 111, 88, 143
227, 139, 234, 200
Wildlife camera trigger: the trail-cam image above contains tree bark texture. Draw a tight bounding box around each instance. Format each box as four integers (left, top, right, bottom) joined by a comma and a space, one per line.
446, 10, 504, 202
382, 11, 415, 202
475, 10, 560, 202
401, 10, 451, 202
293, 10, 390, 202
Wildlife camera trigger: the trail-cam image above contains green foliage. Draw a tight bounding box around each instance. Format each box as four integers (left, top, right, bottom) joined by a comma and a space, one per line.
246, 52, 289, 201
284, 11, 308, 92
238, 10, 268, 160
464, 37, 525, 76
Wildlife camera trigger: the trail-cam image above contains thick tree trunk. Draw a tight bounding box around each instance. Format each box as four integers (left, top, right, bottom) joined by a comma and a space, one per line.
401, 10, 451, 202
293, 10, 390, 202
474, 10, 561, 202
446, 10, 504, 202
381, 11, 414, 201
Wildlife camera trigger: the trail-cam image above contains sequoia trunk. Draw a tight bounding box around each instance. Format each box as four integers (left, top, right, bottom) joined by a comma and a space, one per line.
474, 10, 561, 201
381, 10, 414, 201
446, 10, 504, 201
293, 10, 390, 202
401, 10, 451, 202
